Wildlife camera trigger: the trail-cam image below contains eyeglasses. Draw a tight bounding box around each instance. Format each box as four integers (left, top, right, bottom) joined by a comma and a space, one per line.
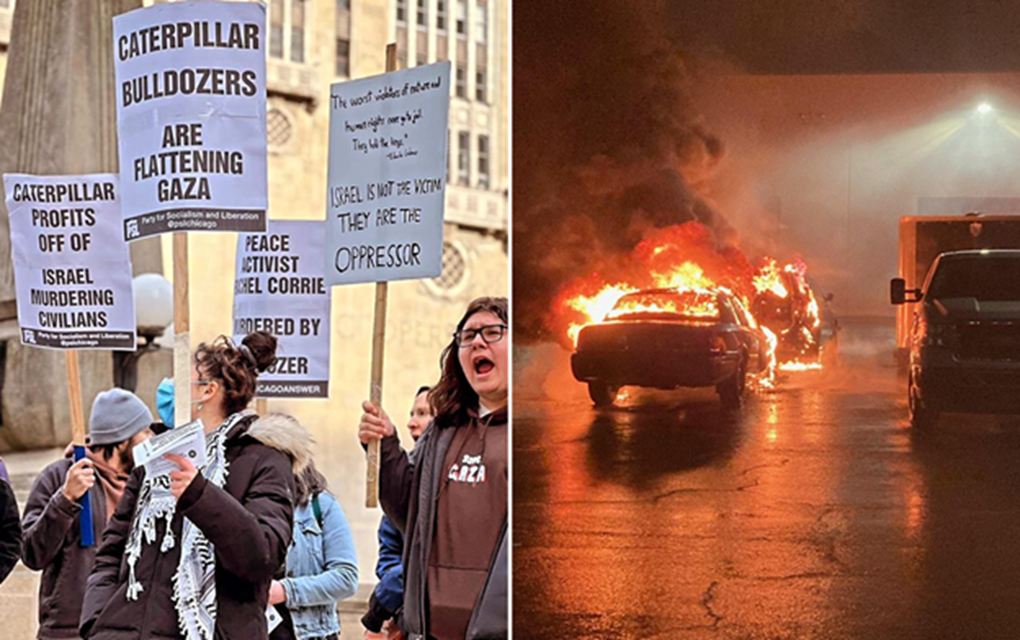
191, 379, 212, 387
454, 324, 508, 348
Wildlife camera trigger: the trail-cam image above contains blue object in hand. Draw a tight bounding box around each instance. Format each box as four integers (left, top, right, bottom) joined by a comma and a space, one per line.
73, 445, 95, 547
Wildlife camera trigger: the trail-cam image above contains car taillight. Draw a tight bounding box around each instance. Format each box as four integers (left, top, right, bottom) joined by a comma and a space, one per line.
710, 335, 727, 353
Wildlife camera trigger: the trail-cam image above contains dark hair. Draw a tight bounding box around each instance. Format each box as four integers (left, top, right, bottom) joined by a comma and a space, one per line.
429, 296, 507, 429
89, 442, 120, 462
415, 385, 431, 398
294, 459, 329, 507
194, 331, 277, 416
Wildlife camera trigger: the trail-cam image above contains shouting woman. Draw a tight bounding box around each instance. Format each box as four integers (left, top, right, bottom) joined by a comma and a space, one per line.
81, 332, 297, 640
359, 296, 509, 640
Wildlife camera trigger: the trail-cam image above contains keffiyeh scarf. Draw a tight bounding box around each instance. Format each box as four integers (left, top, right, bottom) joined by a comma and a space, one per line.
124, 413, 246, 640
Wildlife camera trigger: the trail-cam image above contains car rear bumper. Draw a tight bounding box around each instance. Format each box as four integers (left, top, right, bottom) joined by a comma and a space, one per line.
571, 349, 738, 389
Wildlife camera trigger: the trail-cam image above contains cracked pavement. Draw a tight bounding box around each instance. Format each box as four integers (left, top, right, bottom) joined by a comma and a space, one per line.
513, 319, 1020, 639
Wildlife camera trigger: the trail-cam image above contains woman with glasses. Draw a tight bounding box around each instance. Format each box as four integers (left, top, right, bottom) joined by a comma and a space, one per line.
82, 331, 299, 640
359, 296, 508, 640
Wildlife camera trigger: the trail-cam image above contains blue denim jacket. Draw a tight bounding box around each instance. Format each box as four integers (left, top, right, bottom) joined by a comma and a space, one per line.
281, 492, 359, 639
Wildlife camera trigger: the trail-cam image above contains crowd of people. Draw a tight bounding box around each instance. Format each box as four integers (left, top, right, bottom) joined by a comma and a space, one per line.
0, 295, 508, 640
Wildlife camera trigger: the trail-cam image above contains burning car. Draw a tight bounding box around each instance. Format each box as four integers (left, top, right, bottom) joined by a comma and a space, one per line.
752, 259, 835, 367
570, 287, 771, 408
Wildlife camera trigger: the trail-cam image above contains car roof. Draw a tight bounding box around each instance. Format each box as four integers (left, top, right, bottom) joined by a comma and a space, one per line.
938, 249, 1020, 259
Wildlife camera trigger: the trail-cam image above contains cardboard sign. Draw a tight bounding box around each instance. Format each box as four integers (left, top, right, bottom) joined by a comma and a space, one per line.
113, 1, 268, 240
325, 61, 451, 286
134, 419, 208, 476
4, 174, 137, 350
233, 221, 331, 398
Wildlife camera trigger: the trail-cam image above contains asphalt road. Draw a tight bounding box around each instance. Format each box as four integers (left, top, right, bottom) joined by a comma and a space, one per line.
513, 319, 1020, 640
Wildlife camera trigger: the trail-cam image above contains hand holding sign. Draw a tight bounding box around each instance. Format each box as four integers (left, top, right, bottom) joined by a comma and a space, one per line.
61, 458, 96, 502
358, 400, 395, 444
165, 453, 199, 500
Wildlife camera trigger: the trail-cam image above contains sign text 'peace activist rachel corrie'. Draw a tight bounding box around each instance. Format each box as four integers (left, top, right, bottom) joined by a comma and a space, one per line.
114, 2, 267, 241
4, 174, 136, 351
325, 61, 451, 286
233, 221, 331, 398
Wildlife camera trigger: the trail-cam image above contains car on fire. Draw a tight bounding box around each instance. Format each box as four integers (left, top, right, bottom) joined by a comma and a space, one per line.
752, 268, 837, 365
570, 287, 771, 409
892, 249, 1020, 428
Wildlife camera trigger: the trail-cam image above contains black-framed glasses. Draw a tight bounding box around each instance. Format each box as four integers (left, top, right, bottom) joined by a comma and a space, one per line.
454, 324, 508, 348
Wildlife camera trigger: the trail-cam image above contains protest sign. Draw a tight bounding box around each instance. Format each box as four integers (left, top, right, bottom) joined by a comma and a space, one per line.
113, 2, 268, 240
233, 220, 331, 398
325, 60, 451, 286
4, 174, 136, 350
134, 419, 208, 477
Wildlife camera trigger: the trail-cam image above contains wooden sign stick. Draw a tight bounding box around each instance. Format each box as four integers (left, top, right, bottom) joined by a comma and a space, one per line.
174, 232, 191, 427
65, 351, 94, 546
365, 43, 398, 509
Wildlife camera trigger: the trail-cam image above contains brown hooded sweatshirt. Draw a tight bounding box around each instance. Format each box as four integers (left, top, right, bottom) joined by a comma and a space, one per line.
427, 410, 508, 640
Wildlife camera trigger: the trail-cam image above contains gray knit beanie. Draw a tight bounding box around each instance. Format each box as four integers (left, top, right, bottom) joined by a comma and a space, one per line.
89, 388, 153, 446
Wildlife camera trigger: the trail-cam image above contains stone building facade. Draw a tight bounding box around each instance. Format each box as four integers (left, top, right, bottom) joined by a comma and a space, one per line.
0, 0, 507, 585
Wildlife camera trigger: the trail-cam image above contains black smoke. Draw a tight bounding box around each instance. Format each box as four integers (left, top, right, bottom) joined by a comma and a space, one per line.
513, 0, 729, 342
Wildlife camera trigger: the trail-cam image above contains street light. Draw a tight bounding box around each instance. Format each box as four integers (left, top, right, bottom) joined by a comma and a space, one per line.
977, 102, 993, 115
113, 273, 173, 392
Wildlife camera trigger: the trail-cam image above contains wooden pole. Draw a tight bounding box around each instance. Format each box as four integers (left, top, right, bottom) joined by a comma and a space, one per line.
65, 351, 94, 546
173, 233, 191, 427
366, 43, 398, 509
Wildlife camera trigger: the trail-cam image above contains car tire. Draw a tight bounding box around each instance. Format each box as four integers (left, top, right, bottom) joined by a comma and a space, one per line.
718, 358, 747, 410
909, 372, 938, 429
588, 382, 618, 408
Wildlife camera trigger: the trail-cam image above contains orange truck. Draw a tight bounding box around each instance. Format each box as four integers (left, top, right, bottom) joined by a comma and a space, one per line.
895, 214, 1020, 363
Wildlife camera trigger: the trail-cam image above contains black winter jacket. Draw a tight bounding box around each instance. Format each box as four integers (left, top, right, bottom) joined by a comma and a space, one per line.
0, 477, 20, 585
80, 415, 295, 639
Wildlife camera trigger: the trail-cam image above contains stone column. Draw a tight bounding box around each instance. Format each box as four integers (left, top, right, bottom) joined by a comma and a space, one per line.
0, 0, 160, 450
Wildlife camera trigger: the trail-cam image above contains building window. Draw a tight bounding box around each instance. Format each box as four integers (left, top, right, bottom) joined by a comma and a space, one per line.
475, 0, 487, 43
269, 0, 307, 63
267, 108, 294, 149
475, 69, 486, 103
417, 51, 428, 67
456, 64, 466, 99
416, 0, 427, 27
437, 0, 448, 32
396, 0, 407, 24
478, 135, 489, 189
336, 39, 351, 76
456, 0, 467, 36
290, 0, 305, 63
458, 132, 470, 185
270, 0, 284, 58
433, 242, 468, 290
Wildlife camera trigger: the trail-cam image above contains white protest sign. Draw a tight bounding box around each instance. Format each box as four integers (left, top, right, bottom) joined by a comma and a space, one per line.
113, 2, 267, 241
134, 419, 208, 477
4, 174, 137, 351
233, 220, 331, 398
325, 61, 451, 286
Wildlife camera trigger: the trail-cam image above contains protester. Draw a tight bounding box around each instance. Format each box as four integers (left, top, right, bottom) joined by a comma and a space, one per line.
81, 332, 296, 640
251, 414, 358, 640
21, 389, 153, 639
359, 297, 509, 640
0, 471, 20, 586
362, 386, 433, 640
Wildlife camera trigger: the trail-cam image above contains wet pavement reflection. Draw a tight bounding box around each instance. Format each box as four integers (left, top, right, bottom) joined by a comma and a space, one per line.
513, 320, 1020, 639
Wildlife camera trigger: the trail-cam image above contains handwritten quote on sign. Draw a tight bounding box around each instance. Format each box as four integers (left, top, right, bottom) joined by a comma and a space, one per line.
233, 221, 331, 398
325, 61, 451, 286
4, 174, 136, 351
113, 2, 268, 240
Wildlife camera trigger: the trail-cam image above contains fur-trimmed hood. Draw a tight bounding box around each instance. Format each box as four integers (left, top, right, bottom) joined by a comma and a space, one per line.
246, 413, 313, 474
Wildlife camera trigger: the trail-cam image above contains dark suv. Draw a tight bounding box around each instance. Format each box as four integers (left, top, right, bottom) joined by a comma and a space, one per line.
891, 250, 1020, 428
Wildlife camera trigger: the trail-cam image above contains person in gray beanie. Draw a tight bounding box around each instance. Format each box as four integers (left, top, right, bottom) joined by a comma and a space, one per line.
21, 388, 154, 639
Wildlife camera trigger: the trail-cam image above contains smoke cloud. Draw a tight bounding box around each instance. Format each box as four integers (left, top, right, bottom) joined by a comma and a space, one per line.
513, 0, 731, 342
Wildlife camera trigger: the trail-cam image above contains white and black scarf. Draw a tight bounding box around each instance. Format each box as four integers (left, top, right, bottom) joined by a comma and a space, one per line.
124, 413, 246, 640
